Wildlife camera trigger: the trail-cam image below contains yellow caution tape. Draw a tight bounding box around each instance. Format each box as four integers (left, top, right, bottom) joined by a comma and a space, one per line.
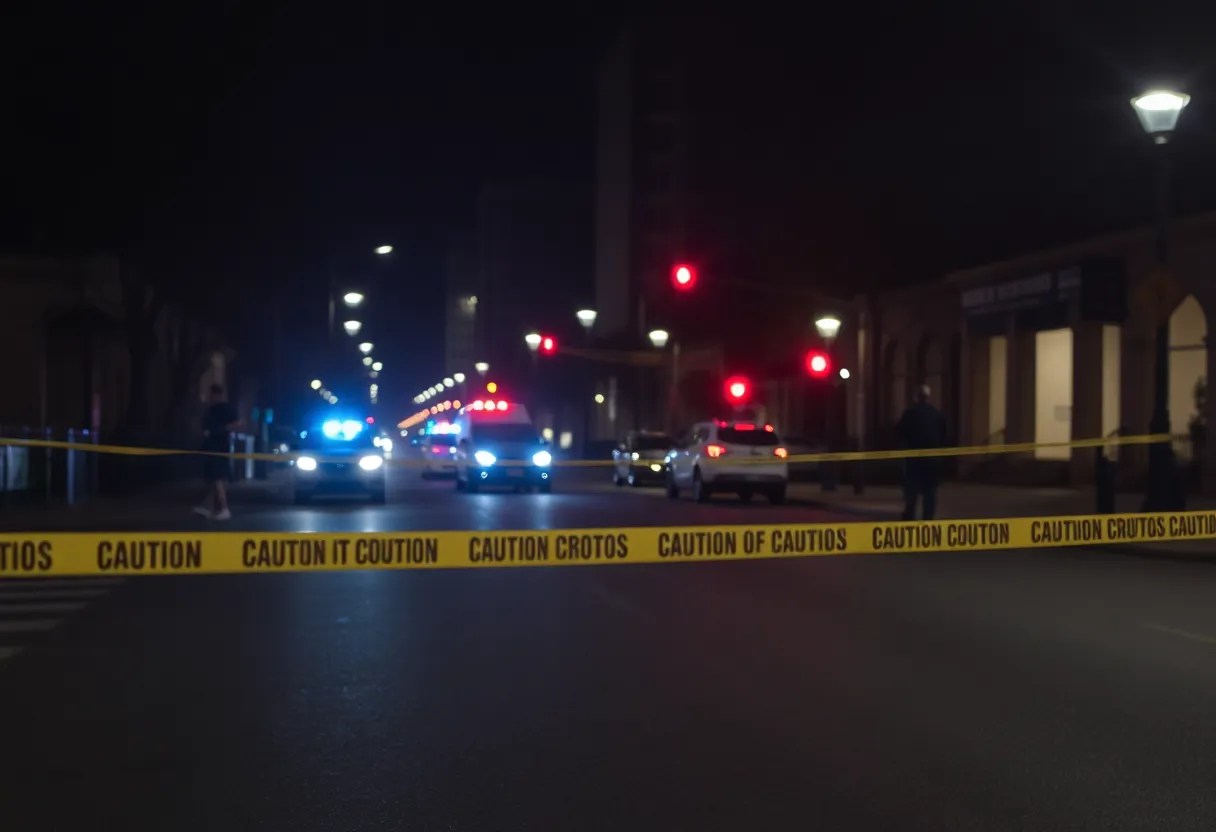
2, 511, 1213, 577
0, 433, 1173, 468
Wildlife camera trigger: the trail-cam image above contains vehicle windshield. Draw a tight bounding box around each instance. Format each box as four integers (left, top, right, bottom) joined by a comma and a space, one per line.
475, 423, 541, 444
719, 427, 780, 446
300, 431, 378, 451
634, 434, 674, 451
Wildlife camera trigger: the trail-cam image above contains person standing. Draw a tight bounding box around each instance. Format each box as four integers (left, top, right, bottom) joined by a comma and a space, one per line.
895, 384, 947, 521
194, 384, 240, 520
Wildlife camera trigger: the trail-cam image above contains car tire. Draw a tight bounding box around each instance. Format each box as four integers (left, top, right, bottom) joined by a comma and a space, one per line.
466, 477, 479, 494
613, 470, 624, 486
293, 491, 311, 505
738, 488, 753, 503
666, 474, 679, 500
455, 474, 465, 491
767, 485, 787, 505
693, 469, 711, 503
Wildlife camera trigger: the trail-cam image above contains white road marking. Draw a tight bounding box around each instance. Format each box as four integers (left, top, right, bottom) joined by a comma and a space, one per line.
0, 589, 107, 601
0, 602, 87, 615
0, 646, 23, 662
0, 619, 58, 633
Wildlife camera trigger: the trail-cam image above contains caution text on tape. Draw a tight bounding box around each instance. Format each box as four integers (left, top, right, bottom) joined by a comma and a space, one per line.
2, 512, 1215, 577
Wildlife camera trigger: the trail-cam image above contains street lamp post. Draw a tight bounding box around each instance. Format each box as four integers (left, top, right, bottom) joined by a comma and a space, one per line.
649, 329, 681, 433
815, 315, 843, 492
1131, 89, 1190, 512
576, 311, 598, 451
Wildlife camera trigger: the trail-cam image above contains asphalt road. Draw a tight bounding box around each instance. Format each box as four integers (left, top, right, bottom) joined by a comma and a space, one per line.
3, 471, 1216, 829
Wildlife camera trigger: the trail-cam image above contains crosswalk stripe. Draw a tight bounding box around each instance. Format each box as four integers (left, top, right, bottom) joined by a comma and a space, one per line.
0, 602, 88, 615
0, 619, 58, 633
0, 589, 108, 601
0, 646, 23, 661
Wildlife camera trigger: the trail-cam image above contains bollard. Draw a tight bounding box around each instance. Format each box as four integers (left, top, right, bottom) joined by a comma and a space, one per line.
1094, 447, 1115, 514
821, 459, 837, 492
66, 429, 76, 507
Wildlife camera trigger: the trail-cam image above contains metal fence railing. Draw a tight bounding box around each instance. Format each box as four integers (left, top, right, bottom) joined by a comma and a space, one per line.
0, 427, 267, 509
0, 425, 97, 508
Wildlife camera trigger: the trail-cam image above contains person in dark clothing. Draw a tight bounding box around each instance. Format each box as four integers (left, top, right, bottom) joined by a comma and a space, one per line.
895, 384, 948, 521
194, 384, 240, 520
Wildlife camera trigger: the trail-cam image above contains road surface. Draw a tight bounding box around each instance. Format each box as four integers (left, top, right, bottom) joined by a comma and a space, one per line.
3, 471, 1216, 829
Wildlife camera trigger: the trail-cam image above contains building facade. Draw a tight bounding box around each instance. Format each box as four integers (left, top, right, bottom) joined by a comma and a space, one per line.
0, 255, 237, 439
844, 213, 1215, 490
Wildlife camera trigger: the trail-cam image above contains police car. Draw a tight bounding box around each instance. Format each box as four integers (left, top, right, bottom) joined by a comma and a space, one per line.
292, 417, 387, 504
420, 423, 459, 479
452, 398, 552, 493
665, 419, 788, 503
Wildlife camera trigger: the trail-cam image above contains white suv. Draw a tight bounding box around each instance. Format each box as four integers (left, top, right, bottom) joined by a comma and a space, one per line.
666, 420, 789, 504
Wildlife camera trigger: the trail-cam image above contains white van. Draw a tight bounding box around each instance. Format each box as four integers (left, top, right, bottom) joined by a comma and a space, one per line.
451, 397, 552, 493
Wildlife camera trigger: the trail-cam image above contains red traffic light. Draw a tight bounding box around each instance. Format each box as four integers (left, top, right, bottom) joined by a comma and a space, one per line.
724, 375, 750, 405
671, 263, 697, 291
805, 350, 831, 379
539, 335, 557, 355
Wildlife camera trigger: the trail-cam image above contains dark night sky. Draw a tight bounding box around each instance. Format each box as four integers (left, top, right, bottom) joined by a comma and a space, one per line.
4, 3, 1216, 419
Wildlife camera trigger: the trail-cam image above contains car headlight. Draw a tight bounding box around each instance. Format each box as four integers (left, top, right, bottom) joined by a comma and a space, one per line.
631, 451, 639, 460
296, 456, 317, 471
474, 450, 496, 467
358, 455, 384, 471
532, 450, 552, 467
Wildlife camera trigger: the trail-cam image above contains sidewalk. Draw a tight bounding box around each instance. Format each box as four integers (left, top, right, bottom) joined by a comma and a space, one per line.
0, 477, 283, 532
790, 482, 1216, 560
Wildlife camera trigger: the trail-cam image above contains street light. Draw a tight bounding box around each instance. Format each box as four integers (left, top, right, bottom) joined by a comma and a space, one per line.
443, 377, 454, 387
525, 332, 542, 351
576, 309, 597, 328
375, 245, 393, 255
343, 320, 362, 335
359, 342, 374, 354
1132, 88, 1190, 512
310, 379, 322, 390
814, 315, 842, 345
362, 356, 373, 366
475, 362, 489, 376
1131, 91, 1190, 144
453, 372, 465, 383
372, 361, 382, 372
648, 329, 670, 348
343, 293, 364, 307
594, 393, 605, 404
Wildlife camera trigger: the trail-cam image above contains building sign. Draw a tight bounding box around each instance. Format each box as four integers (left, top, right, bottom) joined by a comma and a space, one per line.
963, 260, 1126, 333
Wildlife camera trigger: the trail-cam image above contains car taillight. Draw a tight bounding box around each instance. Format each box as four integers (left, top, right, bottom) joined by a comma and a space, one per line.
431, 446, 445, 454
705, 444, 727, 458
774, 447, 788, 459
764, 424, 774, 432
733, 423, 755, 430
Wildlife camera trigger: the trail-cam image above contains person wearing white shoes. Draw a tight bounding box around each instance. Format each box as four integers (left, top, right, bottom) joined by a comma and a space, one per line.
194, 383, 240, 521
